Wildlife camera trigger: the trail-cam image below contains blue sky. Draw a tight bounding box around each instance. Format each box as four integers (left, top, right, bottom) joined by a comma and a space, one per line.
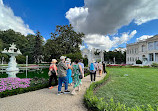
3, 0, 84, 39
1, 0, 158, 51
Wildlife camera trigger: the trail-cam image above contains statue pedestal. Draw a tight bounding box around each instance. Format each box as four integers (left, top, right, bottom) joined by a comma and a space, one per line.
6, 56, 19, 78
2, 43, 22, 78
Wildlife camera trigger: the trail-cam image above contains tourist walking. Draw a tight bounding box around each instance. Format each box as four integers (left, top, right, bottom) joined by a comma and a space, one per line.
98, 62, 103, 76
48, 59, 58, 89
57, 56, 70, 95
89, 60, 97, 82
71, 59, 83, 95
102, 61, 107, 74
79, 59, 84, 77
66, 58, 73, 86
95, 62, 99, 75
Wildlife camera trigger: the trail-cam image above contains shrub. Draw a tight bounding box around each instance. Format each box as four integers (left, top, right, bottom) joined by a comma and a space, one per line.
151, 63, 158, 67
136, 60, 142, 64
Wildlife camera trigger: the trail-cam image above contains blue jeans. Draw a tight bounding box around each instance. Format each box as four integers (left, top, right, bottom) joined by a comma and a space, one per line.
58, 76, 68, 92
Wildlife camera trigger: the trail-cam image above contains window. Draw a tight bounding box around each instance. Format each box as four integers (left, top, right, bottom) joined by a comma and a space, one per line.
154, 41, 158, 50
142, 45, 145, 52
148, 42, 154, 50
149, 53, 154, 61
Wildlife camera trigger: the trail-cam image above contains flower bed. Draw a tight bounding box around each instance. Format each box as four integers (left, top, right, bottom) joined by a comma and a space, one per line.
0, 77, 49, 98
0, 78, 31, 92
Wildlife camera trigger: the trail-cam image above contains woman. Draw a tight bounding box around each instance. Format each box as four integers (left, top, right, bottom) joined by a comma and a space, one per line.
48, 59, 58, 89
66, 58, 73, 86
98, 62, 103, 76
89, 60, 97, 82
71, 59, 83, 95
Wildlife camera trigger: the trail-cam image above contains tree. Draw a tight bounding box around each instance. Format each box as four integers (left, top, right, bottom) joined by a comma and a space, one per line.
34, 31, 43, 64
104, 51, 126, 64
25, 34, 36, 63
44, 24, 84, 62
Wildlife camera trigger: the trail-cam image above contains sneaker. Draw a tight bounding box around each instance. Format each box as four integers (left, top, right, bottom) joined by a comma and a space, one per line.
49, 86, 54, 89
57, 91, 64, 95
64, 90, 70, 94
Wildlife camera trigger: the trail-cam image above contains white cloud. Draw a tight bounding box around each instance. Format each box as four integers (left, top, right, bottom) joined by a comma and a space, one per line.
84, 30, 137, 51
79, 45, 86, 50
0, 0, 34, 35
66, 0, 158, 35
136, 35, 153, 42
66, 0, 158, 50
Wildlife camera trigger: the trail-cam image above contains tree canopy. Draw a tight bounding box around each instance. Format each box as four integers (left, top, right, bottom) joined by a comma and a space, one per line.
0, 24, 84, 64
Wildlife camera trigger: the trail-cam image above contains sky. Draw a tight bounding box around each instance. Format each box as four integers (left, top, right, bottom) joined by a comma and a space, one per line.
0, 0, 158, 51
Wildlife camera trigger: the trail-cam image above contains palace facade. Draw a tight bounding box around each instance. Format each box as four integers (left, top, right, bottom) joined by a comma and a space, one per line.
126, 35, 158, 65
81, 48, 104, 64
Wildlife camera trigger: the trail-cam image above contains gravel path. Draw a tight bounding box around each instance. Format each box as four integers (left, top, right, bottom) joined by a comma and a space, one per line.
0, 74, 105, 111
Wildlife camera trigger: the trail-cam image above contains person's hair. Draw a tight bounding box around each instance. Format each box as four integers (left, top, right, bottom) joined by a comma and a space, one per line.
79, 59, 83, 62
75, 59, 79, 63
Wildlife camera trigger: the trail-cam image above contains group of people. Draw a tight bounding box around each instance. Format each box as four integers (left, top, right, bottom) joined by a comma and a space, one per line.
48, 56, 106, 95
48, 56, 84, 95
89, 61, 106, 82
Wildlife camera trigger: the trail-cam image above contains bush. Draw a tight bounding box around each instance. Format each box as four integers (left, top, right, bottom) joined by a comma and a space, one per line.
151, 63, 158, 67
84, 71, 157, 111
136, 60, 142, 64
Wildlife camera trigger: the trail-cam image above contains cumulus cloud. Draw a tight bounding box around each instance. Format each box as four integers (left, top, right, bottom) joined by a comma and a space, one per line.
84, 30, 137, 51
66, 0, 158, 35
136, 35, 153, 42
0, 0, 34, 35
79, 45, 86, 50
66, 0, 158, 50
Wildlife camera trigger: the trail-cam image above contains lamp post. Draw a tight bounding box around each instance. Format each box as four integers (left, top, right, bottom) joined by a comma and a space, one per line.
26, 55, 28, 78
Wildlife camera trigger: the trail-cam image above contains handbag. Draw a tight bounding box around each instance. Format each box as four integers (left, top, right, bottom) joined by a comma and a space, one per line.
48, 70, 52, 76
79, 74, 83, 79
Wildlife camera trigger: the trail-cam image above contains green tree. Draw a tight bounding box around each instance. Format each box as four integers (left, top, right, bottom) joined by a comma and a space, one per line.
25, 34, 36, 63
104, 51, 126, 64
44, 24, 84, 62
34, 31, 43, 64
64, 52, 83, 62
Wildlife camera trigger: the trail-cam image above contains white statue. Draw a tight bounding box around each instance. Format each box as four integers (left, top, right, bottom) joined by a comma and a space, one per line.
2, 43, 22, 77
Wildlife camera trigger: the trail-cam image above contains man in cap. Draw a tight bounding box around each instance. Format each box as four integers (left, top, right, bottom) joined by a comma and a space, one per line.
57, 56, 70, 95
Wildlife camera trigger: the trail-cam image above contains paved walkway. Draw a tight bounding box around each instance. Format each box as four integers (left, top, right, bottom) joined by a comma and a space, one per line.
0, 74, 105, 111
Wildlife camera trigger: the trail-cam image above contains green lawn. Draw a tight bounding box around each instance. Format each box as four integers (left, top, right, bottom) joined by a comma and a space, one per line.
0, 68, 49, 79
96, 68, 158, 109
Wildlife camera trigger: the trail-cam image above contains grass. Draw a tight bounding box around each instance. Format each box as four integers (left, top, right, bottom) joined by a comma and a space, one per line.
95, 68, 158, 110
0, 68, 49, 79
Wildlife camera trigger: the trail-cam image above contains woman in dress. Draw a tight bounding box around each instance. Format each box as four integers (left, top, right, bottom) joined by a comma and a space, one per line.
66, 58, 73, 86
71, 59, 83, 95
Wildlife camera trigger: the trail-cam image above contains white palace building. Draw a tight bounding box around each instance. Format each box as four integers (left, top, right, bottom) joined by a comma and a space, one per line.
126, 35, 158, 65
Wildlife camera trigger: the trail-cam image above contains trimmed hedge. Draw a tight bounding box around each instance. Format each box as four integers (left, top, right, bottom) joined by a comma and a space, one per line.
0, 83, 49, 98
84, 71, 157, 111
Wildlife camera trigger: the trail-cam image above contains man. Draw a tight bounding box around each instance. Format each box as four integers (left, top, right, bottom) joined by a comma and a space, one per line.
57, 56, 70, 95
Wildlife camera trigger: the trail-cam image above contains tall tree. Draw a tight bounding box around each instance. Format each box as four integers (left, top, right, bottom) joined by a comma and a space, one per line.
34, 31, 43, 64
44, 24, 84, 62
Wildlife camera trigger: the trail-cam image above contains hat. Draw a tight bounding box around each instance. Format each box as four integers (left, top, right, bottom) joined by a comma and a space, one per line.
66, 58, 71, 62
51, 59, 57, 63
60, 56, 66, 60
